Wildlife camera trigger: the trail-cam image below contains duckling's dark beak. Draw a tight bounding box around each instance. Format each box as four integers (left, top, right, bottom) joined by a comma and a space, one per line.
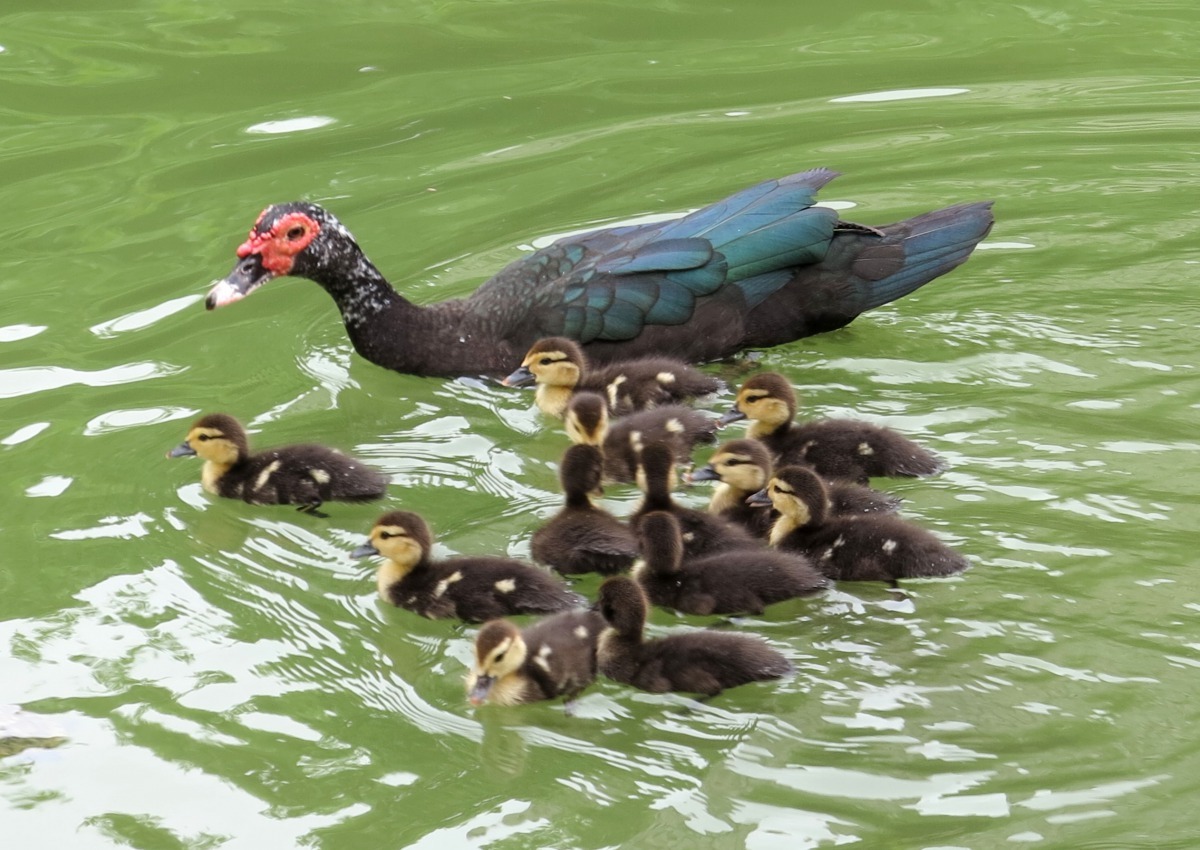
468, 675, 495, 706
686, 465, 720, 483
350, 542, 380, 559
167, 442, 196, 458
206, 253, 277, 310
501, 365, 535, 387
717, 407, 746, 427
745, 488, 772, 507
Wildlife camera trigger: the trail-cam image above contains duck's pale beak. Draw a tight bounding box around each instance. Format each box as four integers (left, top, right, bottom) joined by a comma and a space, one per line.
206, 253, 277, 310
717, 407, 746, 427
501, 365, 535, 387
468, 675, 495, 706
167, 442, 196, 458
686, 465, 720, 483
350, 542, 380, 558
745, 488, 772, 507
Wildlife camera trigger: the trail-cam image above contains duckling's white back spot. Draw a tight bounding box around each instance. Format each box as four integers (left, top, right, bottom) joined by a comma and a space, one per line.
606, 375, 627, 408
494, 578, 517, 594
254, 460, 281, 491
310, 468, 331, 485
882, 539, 898, 554
534, 644, 554, 672
656, 371, 676, 385
434, 570, 464, 597
665, 417, 683, 434
573, 625, 590, 640
858, 442, 874, 456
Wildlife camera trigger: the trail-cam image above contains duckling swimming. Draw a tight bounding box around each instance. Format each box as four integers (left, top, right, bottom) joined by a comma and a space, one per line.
750, 466, 968, 583
352, 510, 583, 622
720, 373, 944, 484
633, 511, 828, 615
630, 441, 759, 558
530, 444, 639, 576
167, 412, 387, 515
466, 609, 605, 708
688, 438, 900, 538
565, 391, 717, 483
595, 576, 794, 697
503, 336, 720, 418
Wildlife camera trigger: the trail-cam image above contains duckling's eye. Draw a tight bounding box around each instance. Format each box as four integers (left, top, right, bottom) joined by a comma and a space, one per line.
285, 225, 305, 240
378, 531, 394, 540
494, 651, 506, 663
196, 434, 210, 442
539, 357, 553, 366
723, 458, 743, 466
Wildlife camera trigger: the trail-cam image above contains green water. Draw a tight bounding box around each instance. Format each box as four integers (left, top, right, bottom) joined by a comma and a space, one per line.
3, 0, 1199, 847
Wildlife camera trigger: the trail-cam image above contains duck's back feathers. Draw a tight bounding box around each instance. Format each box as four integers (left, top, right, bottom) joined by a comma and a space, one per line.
777, 418, 946, 484
595, 577, 794, 697
531, 444, 638, 575
634, 511, 827, 615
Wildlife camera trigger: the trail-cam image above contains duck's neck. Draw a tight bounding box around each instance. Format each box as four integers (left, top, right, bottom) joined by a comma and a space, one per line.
708, 482, 746, 514
535, 385, 574, 418
309, 257, 517, 376
376, 558, 417, 600
201, 460, 234, 495
747, 419, 783, 440
769, 513, 800, 546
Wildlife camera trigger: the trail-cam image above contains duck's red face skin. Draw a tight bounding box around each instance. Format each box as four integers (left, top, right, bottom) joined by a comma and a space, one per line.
237, 210, 321, 274
206, 208, 321, 310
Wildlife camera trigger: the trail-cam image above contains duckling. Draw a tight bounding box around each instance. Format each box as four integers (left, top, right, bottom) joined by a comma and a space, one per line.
630, 441, 759, 558
352, 510, 583, 622
466, 609, 606, 708
503, 336, 720, 418
750, 466, 968, 583
595, 576, 794, 697
565, 391, 717, 483
167, 412, 387, 515
719, 372, 945, 485
688, 438, 901, 538
530, 444, 639, 576
633, 511, 827, 615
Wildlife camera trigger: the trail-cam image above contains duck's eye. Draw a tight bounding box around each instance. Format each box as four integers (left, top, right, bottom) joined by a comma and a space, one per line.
378, 531, 394, 540
285, 225, 305, 240
723, 458, 742, 467
196, 434, 210, 442
539, 357, 553, 366
494, 651, 506, 663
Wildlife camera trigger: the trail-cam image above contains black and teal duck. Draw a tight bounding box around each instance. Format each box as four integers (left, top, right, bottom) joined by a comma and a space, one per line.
206, 171, 993, 376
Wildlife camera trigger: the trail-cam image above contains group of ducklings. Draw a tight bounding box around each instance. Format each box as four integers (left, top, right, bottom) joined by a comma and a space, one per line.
168, 336, 968, 709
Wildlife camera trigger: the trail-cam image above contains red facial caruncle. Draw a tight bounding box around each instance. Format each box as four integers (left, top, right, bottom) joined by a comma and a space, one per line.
237, 210, 320, 275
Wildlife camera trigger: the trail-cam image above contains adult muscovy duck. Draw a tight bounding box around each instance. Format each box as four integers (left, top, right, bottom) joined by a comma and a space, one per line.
206, 169, 993, 377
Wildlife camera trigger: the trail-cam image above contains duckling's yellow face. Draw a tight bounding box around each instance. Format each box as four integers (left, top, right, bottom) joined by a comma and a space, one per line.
467, 624, 531, 706
474, 632, 527, 682
522, 347, 582, 389
368, 522, 426, 570
766, 476, 811, 525
182, 424, 241, 465
709, 448, 768, 492
736, 386, 792, 429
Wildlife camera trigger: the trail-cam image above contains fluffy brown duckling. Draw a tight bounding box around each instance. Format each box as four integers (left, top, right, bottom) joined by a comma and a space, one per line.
688, 438, 900, 538
530, 444, 639, 575
466, 609, 605, 708
749, 466, 969, 584
633, 511, 828, 615
595, 576, 794, 697
352, 511, 583, 622
503, 336, 720, 418
630, 441, 759, 559
167, 412, 387, 515
719, 372, 945, 485
565, 391, 717, 483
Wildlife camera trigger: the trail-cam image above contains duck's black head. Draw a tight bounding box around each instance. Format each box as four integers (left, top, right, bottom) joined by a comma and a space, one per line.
727, 372, 797, 428
564, 392, 608, 446
769, 465, 831, 525
559, 443, 605, 501
207, 202, 365, 310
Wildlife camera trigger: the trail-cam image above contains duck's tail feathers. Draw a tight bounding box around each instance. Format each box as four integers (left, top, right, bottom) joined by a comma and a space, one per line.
855, 201, 994, 311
